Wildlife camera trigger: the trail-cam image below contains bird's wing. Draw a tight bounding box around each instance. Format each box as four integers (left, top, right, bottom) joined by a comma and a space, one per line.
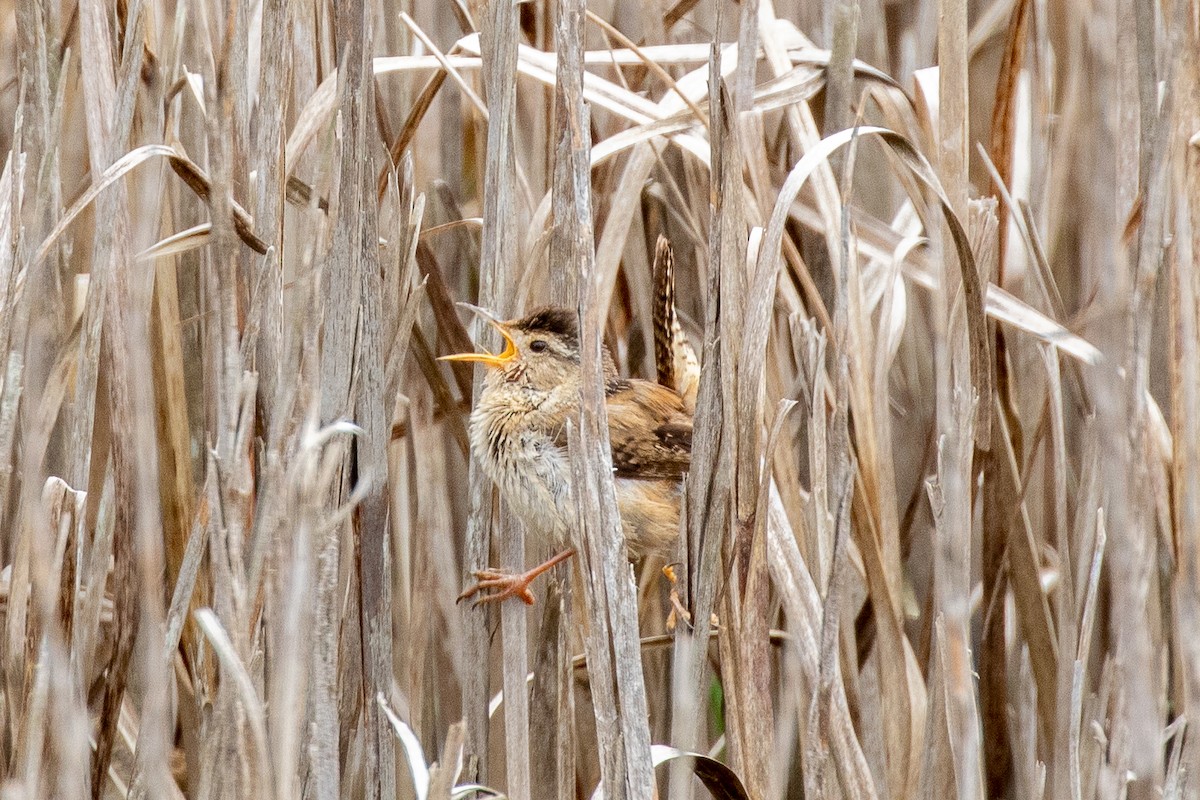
551, 379, 693, 480
604, 379, 693, 480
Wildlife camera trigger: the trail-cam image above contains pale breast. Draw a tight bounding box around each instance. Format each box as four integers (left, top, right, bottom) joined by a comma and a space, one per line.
468, 397, 683, 559
470, 405, 574, 546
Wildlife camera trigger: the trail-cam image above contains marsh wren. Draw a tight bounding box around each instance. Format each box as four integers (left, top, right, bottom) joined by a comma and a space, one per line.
441, 301, 694, 606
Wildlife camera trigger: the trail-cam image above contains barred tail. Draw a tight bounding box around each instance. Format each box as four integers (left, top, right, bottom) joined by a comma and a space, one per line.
651, 235, 699, 411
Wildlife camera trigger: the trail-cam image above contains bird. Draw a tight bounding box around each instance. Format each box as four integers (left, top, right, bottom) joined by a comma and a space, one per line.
440, 240, 697, 606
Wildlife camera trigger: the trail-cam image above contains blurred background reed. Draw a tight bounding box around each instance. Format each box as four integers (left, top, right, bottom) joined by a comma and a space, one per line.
0, 0, 1198, 798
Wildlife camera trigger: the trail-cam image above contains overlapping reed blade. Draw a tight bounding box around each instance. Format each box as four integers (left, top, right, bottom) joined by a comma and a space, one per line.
471, 0, 527, 796
537, 1, 586, 795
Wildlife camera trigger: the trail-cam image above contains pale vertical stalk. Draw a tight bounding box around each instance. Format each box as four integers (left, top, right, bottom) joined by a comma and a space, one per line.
122, 12, 179, 791
310, 491, 342, 800
936, 0, 968, 213
569, 95, 655, 798
715, 8, 771, 784
1171, 0, 1200, 782
930, 0, 982, 796
499, 501, 531, 800
822, 0, 858, 155
1099, 0, 1173, 796
670, 43, 733, 800
251, 0, 293, 429
76, 2, 168, 796
338, 0, 396, 795
310, 0, 382, 794
537, 0, 587, 795
471, 0, 525, 792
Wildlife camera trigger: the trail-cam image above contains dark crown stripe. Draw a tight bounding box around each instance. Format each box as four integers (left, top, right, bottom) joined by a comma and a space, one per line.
518, 307, 579, 341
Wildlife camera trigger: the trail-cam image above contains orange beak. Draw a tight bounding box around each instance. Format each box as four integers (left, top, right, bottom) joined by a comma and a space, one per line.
438, 303, 518, 368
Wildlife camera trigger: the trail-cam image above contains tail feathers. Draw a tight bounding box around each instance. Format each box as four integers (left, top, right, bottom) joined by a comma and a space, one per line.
651, 235, 699, 411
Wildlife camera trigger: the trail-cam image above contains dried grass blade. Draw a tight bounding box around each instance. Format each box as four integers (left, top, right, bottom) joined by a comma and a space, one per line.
583, 9, 708, 126
649, 745, 750, 800
986, 0, 1031, 275
672, 127, 728, 797
787, 197, 1102, 363
162, 491, 209, 661
336, 5, 396, 798
757, 125, 990, 447
376, 71, 447, 199
194, 608, 273, 796
32, 143, 178, 268
379, 694, 431, 800
415, 242, 476, 398
984, 398, 1060, 743
767, 484, 878, 799
399, 14, 488, 120
1070, 511, 1106, 799
138, 223, 213, 261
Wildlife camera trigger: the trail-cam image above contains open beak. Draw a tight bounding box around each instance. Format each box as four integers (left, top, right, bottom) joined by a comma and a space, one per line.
438, 303, 518, 368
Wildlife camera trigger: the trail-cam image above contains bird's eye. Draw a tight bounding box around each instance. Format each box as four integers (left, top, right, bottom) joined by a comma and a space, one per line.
529, 340, 548, 353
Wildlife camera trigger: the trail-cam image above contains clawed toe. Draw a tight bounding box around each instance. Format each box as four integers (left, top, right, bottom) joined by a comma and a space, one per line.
456, 549, 577, 607
457, 569, 538, 607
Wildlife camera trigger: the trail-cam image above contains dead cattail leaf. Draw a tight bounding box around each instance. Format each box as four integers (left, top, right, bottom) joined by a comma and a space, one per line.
33, 143, 269, 273
138, 222, 213, 261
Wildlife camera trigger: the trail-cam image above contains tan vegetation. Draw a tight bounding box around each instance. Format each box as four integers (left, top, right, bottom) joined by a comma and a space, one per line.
1, 0, 1198, 798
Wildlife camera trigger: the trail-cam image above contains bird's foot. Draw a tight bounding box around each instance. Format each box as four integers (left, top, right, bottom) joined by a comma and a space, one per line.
458, 548, 576, 607
663, 564, 692, 631
662, 564, 721, 632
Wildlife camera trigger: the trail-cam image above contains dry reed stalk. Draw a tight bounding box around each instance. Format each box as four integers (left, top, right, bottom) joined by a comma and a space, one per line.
481, 0, 529, 795
536, 1, 587, 795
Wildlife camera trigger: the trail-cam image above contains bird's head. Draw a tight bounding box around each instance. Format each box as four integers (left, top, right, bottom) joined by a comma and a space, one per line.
440, 305, 593, 393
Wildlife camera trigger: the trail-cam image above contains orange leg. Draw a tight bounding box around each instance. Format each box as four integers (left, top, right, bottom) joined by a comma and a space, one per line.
663, 563, 692, 631
457, 548, 577, 607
